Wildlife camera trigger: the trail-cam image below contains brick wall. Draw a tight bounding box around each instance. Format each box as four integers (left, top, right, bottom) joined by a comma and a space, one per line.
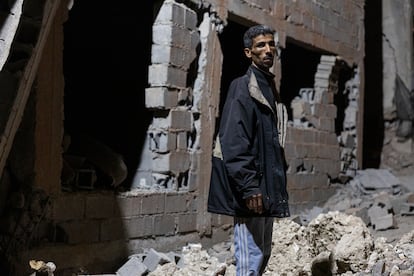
1, 0, 365, 274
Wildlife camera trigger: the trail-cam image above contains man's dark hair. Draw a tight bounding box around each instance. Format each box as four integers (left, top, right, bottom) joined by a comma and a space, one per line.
243, 25, 275, 49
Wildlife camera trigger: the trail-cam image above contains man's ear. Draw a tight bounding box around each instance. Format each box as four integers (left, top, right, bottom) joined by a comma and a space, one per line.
244, 48, 252, 58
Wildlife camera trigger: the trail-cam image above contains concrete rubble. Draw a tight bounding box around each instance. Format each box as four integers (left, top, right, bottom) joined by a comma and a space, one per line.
103, 210, 413, 276
32, 169, 414, 276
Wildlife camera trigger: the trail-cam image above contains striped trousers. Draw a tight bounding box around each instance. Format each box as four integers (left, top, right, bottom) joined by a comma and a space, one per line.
233, 216, 274, 276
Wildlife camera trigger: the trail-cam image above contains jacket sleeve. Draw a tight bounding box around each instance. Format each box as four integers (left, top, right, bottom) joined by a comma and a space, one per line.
219, 78, 261, 199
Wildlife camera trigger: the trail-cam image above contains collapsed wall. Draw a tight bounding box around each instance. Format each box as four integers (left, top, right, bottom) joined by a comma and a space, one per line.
0, 0, 366, 274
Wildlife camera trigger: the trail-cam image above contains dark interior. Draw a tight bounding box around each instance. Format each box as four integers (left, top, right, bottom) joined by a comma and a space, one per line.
63, 1, 154, 188
363, 0, 384, 168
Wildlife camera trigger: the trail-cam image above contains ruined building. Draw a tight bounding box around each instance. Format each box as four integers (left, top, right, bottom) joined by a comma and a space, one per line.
0, 0, 412, 274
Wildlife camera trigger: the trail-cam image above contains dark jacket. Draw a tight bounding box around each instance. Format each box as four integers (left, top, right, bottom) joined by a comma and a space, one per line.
208, 66, 290, 218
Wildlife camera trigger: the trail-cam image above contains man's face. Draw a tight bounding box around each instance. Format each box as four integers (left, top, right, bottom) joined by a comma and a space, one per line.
244, 34, 276, 71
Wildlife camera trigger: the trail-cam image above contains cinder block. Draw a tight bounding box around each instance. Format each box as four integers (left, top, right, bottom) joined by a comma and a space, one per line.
170, 109, 192, 131
155, 0, 197, 30
305, 144, 319, 158
295, 143, 309, 159
116, 195, 142, 217
155, 0, 186, 26
85, 193, 115, 219
312, 103, 337, 118
151, 109, 192, 132
177, 213, 197, 233
184, 6, 198, 30
176, 131, 188, 150
165, 193, 188, 213
100, 218, 125, 241
287, 127, 305, 143
117, 256, 147, 276
325, 159, 341, 178
131, 171, 153, 190
187, 170, 199, 192
283, 141, 295, 158
149, 130, 176, 153
152, 151, 190, 174
143, 248, 173, 272
288, 187, 314, 204
145, 87, 178, 109
318, 144, 340, 160
51, 194, 85, 220
148, 64, 187, 88
154, 214, 176, 236
291, 98, 307, 119
319, 117, 335, 132
151, 44, 194, 70
141, 194, 165, 215
303, 128, 317, 144
372, 213, 396, 231
153, 24, 192, 49
123, 216, 154, 238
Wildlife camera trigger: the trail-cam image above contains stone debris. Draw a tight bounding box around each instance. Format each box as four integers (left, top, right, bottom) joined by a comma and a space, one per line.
95, 211, 413, 276
29, 260, 56, 276
300, 169, 414, 231
35, 168, 414, 276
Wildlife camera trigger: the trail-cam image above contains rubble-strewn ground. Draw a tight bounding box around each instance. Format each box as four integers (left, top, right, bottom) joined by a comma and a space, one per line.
109, 165, 413, 276
111, 123, 414, 276
31, 125, 414, 276
134, 210, 413, 276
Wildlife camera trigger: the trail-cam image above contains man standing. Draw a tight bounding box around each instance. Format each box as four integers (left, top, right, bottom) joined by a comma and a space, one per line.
208, 25, 290, 275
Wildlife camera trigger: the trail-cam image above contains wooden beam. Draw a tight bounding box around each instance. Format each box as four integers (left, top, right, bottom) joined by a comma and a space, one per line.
0, 0, 62, 179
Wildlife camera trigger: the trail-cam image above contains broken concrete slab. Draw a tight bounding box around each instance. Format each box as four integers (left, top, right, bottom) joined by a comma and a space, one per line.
356, 169, 401, 194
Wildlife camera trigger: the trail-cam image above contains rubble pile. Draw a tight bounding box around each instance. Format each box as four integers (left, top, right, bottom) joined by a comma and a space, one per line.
31, 168, 413, 276
111, 169, 413, 276
109, 211, 413, 276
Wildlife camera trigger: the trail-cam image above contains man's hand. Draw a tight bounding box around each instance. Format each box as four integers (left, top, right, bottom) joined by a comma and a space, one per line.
245, 193, 263, 214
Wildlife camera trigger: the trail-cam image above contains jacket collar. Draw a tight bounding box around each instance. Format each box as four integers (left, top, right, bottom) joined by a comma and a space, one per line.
247, 66, 276, 112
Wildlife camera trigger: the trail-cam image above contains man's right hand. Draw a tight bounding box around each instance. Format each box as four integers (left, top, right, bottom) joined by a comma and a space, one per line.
245, 193, 263, 214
